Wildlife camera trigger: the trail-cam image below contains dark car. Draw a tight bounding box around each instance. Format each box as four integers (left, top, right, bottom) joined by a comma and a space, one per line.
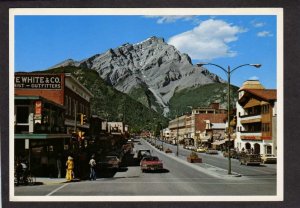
98, 156, 121, 169
239, 154, 261, 166
137, 150, 151, 160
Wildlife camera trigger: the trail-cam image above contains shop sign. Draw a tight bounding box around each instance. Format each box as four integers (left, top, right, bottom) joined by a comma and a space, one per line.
15, 74, 62, 89
35, 100, 42, 115
241, 136, 262, 141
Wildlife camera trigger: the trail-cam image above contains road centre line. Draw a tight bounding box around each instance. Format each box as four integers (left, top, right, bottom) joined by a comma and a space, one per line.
46, 183, 69, 196
103, 177, 276, 180
93, 181, 274, 185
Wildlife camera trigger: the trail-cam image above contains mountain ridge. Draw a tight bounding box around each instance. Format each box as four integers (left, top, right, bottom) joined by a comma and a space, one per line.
50, 36, 227, 115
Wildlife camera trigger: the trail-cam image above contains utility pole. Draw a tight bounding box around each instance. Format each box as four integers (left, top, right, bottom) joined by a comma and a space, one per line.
176, 114, 179, 157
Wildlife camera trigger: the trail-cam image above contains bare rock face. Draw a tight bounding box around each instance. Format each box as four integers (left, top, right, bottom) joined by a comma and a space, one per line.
51, 36, 224, 115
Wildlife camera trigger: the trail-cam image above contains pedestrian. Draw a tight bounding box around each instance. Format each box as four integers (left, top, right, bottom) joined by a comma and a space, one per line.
89, 154, 96, 180
15, 160, 23, 186
65, 156, 74, 181
57, 154, 62, 178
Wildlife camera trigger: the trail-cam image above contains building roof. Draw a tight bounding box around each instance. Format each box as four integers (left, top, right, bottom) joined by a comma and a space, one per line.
239, 80, 265, 90
244, 89, 277, 101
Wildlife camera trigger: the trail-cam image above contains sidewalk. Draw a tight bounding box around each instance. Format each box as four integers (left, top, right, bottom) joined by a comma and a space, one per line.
146, 141, 242, 180
35, 177, 79, 185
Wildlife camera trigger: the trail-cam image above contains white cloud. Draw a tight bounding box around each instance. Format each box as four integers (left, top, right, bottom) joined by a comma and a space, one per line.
144, 15, 199, 24
257, 31, 273, 37
167, 19, 246, 60
251, 21, 265, 28
249, 76, 259, 80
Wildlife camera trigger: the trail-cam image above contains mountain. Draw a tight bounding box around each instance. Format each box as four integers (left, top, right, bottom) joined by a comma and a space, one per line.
168, 83, 239, 117
40, 66, 168, 133
50, 36, 225, 116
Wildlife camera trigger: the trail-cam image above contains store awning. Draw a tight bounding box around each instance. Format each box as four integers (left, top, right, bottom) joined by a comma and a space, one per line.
15, 133, 71, 140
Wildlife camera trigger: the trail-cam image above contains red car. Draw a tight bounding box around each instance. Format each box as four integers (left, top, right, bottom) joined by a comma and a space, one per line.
140, 156, 163, 172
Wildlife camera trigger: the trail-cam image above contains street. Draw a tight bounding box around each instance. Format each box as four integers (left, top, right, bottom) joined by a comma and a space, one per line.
14, 138, 276, 196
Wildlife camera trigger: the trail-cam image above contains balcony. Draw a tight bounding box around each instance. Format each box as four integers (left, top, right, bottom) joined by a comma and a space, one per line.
240, 132, 262, 137
240, 115, 261, 124
239, 113, 261, 118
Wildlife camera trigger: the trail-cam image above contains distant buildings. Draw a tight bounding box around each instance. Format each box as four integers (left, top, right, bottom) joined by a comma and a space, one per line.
165, 80, 277, 155
167, 103, 227, 147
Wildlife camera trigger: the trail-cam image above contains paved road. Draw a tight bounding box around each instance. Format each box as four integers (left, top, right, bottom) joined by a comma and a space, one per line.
14, 138, 276, 197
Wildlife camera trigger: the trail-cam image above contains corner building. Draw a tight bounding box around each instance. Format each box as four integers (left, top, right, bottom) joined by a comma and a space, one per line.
235, 80, 277, 155
14, 72, 93, 176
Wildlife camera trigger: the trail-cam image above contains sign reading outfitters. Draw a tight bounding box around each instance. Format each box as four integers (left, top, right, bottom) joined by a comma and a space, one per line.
15, 74, 62, 89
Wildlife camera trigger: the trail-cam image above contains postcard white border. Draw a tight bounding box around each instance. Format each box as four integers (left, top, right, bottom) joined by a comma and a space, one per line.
9, 8, 284, 202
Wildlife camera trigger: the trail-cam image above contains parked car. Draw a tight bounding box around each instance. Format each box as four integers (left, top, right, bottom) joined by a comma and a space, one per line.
206, 149, 218, 154
261, 154, 277, 164
223, 149, 238, 159
196, 147, 206, 153
165, 148, 173, 153
140, 156, 163, 172
98, 156, 120, 169
239, 154, 261, 166
137, 149, 151, 161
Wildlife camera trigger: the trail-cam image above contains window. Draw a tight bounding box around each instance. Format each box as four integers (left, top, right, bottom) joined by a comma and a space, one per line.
65, 95, 68, 115
16, 106, 29, 123
262, 123, 270, 132
262, 105, 270, 114
68, 97, 72, 115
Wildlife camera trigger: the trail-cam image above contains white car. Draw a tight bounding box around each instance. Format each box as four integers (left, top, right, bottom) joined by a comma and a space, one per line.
261, 154, 277, 164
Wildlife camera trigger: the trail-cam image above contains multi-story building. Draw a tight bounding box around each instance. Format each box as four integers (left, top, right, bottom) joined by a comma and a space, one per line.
14, 72, 93, 176
15, 73, 93, 137
168, 103, 227, 147
235, 80, 277, 155
168, 115, 186, 144
14, 95, 69, 176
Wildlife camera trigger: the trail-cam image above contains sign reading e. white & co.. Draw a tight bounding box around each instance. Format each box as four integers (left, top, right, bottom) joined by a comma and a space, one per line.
15, 74, 62, 89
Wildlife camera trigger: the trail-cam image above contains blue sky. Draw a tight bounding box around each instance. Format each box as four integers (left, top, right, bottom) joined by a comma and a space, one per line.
15, 15, 277, 89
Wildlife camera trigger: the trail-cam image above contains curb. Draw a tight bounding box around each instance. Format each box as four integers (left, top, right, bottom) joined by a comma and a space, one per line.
145, 140, 243, 179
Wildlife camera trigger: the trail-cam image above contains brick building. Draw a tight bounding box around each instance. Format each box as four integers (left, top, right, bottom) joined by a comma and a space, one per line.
168, 103, 227, 147
15, 73, 93, 136
14, 72, 93, 177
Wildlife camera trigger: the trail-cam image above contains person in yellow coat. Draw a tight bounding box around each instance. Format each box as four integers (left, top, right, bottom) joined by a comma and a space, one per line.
66, 156, 74, 181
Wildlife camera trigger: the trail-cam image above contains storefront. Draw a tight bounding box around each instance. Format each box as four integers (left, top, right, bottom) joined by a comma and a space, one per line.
15, 95, 71, 177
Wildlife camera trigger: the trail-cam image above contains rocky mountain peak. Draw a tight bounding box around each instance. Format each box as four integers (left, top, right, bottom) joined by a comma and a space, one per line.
50, 36, 224, 115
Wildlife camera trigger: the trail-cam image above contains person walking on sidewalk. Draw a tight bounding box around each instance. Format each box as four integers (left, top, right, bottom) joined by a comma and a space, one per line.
89, 155, 96, 180
57, 154, 62, 178
66, 156, 74, 181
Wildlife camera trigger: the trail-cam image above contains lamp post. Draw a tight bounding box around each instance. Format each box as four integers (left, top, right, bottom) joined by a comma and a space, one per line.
197, 63, 261, 174
176, 114, 179, 157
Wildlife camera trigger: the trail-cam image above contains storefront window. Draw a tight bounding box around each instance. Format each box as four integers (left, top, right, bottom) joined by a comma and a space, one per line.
16, 106, 29, 124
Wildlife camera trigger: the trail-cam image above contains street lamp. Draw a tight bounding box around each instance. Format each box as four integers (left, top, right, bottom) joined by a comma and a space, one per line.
176, 114, 179, 157
197, 63, 261, 174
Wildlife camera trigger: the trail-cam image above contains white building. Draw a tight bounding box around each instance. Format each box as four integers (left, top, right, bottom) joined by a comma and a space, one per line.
235, 80, 277, 155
